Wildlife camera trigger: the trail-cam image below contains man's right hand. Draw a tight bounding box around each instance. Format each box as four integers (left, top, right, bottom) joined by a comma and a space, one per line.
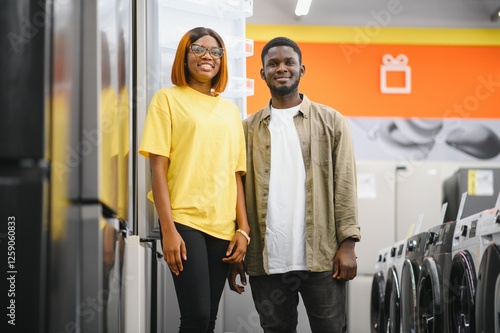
228, 261, 247, 294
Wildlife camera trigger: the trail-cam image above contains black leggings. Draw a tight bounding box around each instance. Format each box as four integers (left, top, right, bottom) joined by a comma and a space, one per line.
161, 223, 230, 333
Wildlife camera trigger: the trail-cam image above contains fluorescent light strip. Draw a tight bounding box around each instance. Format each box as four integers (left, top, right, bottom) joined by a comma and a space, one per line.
295, 0, 312, 16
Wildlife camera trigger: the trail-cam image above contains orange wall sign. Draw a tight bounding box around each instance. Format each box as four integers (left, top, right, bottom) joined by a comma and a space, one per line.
246, 27, 500, 119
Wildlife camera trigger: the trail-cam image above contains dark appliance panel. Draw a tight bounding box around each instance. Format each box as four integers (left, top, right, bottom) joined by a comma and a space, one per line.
0, 0, 48, 160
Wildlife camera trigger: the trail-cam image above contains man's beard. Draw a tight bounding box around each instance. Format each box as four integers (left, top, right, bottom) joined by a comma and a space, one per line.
267, 78, 300, 96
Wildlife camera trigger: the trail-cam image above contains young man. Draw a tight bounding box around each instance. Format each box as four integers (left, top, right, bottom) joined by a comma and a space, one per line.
228, 37, 361, 333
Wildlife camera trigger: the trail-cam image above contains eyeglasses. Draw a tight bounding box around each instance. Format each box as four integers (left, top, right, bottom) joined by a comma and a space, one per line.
189, 44, 224, 59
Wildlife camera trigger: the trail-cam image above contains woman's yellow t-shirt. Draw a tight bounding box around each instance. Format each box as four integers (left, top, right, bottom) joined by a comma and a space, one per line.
139, 86, 246, 241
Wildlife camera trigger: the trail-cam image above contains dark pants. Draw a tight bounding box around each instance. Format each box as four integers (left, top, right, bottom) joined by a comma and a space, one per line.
162, 223, 230, 333
249, 271, 347, 333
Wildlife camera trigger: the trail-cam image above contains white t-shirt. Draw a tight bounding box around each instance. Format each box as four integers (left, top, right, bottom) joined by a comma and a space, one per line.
266, 104, 307, 273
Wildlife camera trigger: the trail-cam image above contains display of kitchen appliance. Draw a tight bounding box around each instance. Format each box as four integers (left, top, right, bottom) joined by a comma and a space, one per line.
0, 1, 132, 332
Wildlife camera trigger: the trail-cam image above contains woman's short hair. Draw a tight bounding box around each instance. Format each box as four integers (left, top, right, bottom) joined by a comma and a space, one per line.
171, 27, 228, 92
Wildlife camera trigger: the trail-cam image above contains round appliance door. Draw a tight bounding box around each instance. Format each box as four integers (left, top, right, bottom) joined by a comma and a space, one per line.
476, 243, 500, 333
417, 257, 442, 333
385, 266, 401, 333
495, 274, 500, 333
371, 270, 385, 333
401, 259, 419, 333
447, 250, 477, 333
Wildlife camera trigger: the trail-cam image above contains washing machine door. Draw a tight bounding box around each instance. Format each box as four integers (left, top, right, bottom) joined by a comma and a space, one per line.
417, 257, 442, 333
476, 243, 500, 333
447, 250, 477, 333
384, 266, 401, 333
401, 259, 419, 333
495, 274, 500, 333
371, 270, 386, 333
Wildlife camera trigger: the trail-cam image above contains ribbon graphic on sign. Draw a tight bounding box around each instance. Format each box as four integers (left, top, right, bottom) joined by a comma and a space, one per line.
380, 53, 412, 94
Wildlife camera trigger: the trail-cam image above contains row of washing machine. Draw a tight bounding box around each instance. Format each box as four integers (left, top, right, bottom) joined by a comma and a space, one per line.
371, 202, 500, 333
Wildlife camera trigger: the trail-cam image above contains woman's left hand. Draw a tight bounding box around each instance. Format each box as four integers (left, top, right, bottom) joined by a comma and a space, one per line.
222, 232, 247, 263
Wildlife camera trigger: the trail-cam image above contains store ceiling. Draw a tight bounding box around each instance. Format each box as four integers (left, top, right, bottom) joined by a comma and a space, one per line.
248, 0, 500, 28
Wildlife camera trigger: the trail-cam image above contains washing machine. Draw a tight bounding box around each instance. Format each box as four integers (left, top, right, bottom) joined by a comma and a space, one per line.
371, 246, 392, 333
417, 220, 456, 333
400, 231, 431, 333
475, 207, 500, 333
447, 209, 482, 333
495, 274, 500, 333
383, 239, 407, 333
446, 206, 500, 332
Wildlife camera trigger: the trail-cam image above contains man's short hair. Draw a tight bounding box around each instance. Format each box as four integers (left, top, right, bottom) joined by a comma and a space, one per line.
261, 37, 302, 66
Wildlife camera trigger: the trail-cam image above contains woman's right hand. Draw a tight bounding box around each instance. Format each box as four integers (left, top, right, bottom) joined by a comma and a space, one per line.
150, 154, 186, 275
162, 228, 187, 276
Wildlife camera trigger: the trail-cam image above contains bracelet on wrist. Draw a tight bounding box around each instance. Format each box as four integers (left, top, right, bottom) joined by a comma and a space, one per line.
236, 229, 250, 245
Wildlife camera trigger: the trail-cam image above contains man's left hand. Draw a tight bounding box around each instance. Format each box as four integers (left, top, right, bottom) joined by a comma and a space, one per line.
332, 238, 357, 280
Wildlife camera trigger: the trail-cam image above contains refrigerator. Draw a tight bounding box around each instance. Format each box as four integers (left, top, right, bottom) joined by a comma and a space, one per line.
0, 1, 53, 332
68, 0, 133, 331
0, 0, 132, 332
443, 167, 500, 221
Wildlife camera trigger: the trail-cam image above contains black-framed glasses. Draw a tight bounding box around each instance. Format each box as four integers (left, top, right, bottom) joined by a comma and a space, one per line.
189, 44, 224, 59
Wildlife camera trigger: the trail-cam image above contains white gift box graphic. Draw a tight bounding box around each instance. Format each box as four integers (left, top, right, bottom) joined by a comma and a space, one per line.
380, 54, 411, 94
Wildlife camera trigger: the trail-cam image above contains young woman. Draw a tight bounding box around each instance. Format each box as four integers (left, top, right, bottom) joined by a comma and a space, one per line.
139, 27, 250, 332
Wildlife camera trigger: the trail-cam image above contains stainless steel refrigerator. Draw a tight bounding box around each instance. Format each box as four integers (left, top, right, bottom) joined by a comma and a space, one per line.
1, 1, 53, 332
0, 0, 132, 332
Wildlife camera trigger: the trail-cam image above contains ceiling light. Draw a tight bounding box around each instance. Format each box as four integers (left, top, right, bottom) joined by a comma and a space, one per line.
491, 5, 500, 22
295, 0, 312, 16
